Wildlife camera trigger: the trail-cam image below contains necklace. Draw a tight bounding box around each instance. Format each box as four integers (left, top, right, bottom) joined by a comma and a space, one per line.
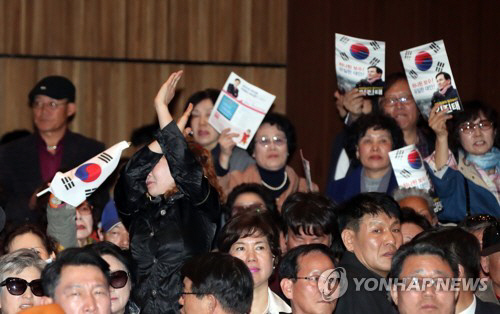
46, 145, 57, 151
261, 171, 288, 191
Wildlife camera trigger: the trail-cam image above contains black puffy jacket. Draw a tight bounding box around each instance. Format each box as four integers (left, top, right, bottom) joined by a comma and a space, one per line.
115, 122, 221, 314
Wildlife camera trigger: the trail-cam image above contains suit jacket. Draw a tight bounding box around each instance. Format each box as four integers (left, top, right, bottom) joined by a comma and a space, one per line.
0, 131, 104, 224
475, 296, 500, 313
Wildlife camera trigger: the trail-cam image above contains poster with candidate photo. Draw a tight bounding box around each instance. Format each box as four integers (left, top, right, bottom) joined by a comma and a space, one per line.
208, 72, 275, 149
335, 33, 385, 96
400, 40, 462, 119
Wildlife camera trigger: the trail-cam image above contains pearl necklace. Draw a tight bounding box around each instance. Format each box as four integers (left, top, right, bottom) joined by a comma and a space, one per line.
261, 171, 288, 191
46, 145, 57, 151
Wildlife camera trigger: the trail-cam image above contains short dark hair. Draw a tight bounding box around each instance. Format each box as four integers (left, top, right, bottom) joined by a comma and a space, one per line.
87, 242, 135, 287
400, 208, 433, 232
279, 244, 336, 280
382, 72, 407, 95
412, 227, 481, 281
3, 223, 58, 257
336, 192, 401, 233
130, 123, 159, 148
181, 252, 253, 314
281, 192, 338, 239
388, 241, 459, 280
449, 100, 499, 155
248, 112, 297, 162
217, 211, 280, 260
345, 113, 405, 165
368, 66, 383, 75
436, 72, 451, 81
41, 247, 110, 298
225, 183, 278, 219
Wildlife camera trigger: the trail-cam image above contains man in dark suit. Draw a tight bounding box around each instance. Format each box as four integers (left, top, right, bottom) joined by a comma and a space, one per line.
227, 78, 240, 98
431, 71, 458, 106
0, 76, 104, 225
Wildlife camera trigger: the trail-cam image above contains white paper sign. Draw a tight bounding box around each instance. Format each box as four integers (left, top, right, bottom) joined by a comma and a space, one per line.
400, 40, 462, 119
389, 144, 431, 191
335, 33, 386, 96
208, 72, 275, 149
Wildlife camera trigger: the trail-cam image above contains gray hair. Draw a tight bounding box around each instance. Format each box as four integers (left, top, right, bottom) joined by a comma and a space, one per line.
0, 249, 46, 287
392, 188, 436, 216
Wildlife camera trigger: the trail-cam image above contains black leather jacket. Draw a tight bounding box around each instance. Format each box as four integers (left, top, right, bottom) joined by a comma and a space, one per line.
115, 122, 221, 314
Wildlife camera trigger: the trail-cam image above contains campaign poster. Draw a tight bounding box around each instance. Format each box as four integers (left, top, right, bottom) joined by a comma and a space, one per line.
335, 33, 386, 96
400, 40, 462, 119
389, 144, 432, 191
208, 72, 275, 149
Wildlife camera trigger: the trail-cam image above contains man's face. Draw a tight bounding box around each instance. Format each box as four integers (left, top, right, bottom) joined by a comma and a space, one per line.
32, 95, 75, 134
103, 222, 130, 250
367, 68, 380, 80
390, 254, 458, 314
436, 74, 451, 90
53, 265, 111, 314
179, 278, 211, 314
344, 213, 402, 277
382, 80, 419, 131
286, 227, 331, 251
282, 251, 336, 314
398, 196, 436, 226
485, 252, 500, 287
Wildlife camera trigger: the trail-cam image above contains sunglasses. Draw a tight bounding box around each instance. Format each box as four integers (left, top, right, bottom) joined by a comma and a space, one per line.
0, 277, 44, 297
110, 270, 129, 289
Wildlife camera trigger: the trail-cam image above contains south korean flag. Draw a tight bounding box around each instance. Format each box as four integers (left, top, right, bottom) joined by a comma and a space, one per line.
38, 141, 130, 207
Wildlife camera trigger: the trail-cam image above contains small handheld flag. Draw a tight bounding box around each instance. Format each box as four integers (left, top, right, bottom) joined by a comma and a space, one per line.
37, 141, 130, 207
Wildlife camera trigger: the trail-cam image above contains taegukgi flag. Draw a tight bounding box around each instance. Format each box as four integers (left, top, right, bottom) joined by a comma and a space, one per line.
389, 144, 431, 191
37, 141, 130, 207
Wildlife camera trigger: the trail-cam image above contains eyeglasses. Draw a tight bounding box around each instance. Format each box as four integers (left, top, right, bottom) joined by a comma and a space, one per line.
31, 100, 67, 111
459, 120, 493, 134
110, 270, 129, 289
381, 96, 414, 108
255, 136, 287, 148
0, 277, 44, 297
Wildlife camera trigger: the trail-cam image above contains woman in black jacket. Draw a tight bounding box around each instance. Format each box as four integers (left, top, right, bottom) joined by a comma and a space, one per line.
114, 71, 222, 313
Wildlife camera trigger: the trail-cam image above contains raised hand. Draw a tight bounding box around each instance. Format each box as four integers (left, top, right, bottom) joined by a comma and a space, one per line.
154, 70, 183, 128
218, 128, 239, 170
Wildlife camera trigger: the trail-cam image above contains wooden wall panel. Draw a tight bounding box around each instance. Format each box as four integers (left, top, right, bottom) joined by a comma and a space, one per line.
0, 58, 286, 152
0, 0, 287, 63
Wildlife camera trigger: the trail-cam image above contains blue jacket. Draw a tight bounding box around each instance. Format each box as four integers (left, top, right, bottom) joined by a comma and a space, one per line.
327, 166, 399, 204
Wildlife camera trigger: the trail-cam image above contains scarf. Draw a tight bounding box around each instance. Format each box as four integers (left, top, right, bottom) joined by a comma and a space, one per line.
466, 147, 500, 172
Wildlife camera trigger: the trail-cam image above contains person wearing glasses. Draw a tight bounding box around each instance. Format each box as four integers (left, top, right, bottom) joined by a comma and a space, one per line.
327, 113, 405, 204
218, 112, 317, 211
379, 72, 435, 158
0, 75, 105, 225
218, 211, 291, 314
0, 249, 45, 314
279, 244, 338, 314
427, 100, 500, 221
89, 242, 139, 314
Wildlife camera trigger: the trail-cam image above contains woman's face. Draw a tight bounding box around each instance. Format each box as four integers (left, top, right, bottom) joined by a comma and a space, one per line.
0, 266, 43, 314
76, 201, 93, 241
190, 99, 219, 150
8, 232, 50, 260
356, 128, 393, 174
253, 123, 288, 171
459, 113, 496, 156
101, 254, 131, 314
229, 234, 274, 289
146, 156, 175, 197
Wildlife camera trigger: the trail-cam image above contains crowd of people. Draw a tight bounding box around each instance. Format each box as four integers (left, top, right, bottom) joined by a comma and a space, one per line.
0, 69, 498, 314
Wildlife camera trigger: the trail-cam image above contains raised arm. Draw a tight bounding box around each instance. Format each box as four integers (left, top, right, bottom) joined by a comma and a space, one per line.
428, 103, 453, 170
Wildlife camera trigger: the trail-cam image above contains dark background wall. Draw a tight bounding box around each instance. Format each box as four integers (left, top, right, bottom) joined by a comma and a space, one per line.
287, 0, 500, 191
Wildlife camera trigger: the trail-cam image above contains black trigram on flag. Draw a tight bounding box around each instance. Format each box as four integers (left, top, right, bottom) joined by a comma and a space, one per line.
61, 176, 75, 191
85, 188, 97, 197
435, 61, 445, 72
340, 52, 349, 61
404, 50, 412, 59
429, 42, 440, 53
409, 69, 418, 79
370, 57, 381, 66
394, 150, 405, 159
339, 36, 349, 44
400, 170, 411, 178
97, 152, 112, 164
369, 41, 380, 50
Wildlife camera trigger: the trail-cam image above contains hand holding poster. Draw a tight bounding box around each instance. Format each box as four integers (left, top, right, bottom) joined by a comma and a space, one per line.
400, 40, 462, 119
335, 33, 386, 96
208, 72, 275, 149
389, 144, 431, 191
37, 141, 130, 207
